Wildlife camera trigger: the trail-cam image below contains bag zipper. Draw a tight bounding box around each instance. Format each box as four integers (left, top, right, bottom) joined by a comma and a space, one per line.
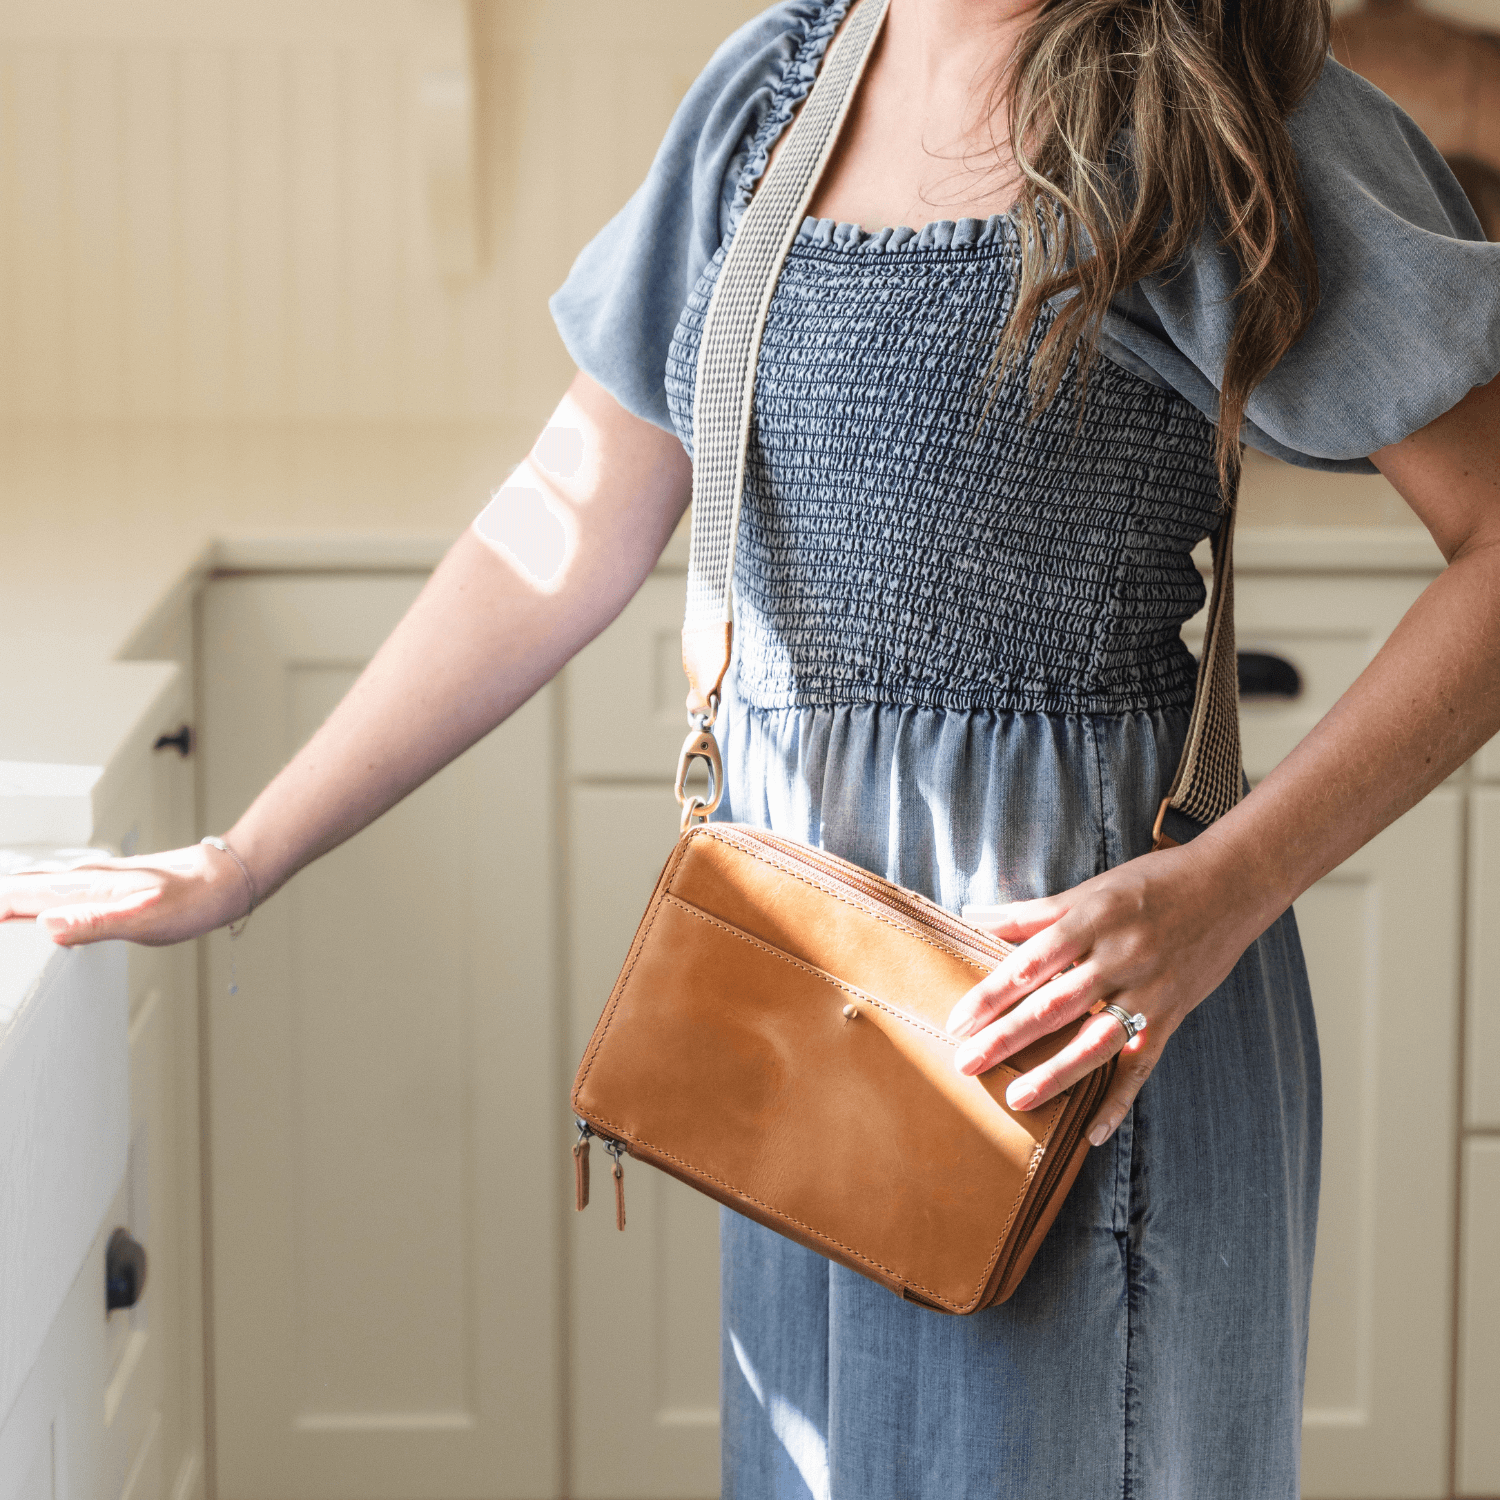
704, 825, 1014, 968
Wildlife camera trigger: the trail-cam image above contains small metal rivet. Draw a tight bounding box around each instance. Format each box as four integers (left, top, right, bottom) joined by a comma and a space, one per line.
842, 1004, 858, 1019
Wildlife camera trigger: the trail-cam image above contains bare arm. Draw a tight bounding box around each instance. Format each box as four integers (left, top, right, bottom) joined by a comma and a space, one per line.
1206, 372, 1500, 907
1, 373, 692, 944
947, 370, 1500, 1140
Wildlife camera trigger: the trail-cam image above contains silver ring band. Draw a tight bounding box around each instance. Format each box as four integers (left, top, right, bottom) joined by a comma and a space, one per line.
1101, 1004, 1148, 1043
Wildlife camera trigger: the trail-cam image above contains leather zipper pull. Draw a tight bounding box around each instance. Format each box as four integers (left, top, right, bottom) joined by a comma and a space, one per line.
573, 1120, 593, 1212
604, 1138, 627, 1230
573, 1138, 590, 1211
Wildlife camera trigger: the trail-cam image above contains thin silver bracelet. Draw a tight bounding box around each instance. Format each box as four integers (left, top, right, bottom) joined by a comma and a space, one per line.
201, 835, 257, 937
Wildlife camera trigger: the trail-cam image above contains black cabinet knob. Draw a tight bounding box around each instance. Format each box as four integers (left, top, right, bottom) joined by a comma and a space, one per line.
105, 1228, 148, 1312
152, 724, 193, 757
1237, 651, 1302, 701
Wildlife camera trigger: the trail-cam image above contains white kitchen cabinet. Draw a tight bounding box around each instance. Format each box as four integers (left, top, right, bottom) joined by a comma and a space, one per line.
1296, 793, 1462, 1500
1184, 572, 1464, 1497
0, 937, 129, 1500
565, 575, 701, 780
199, 548, 1484, 1500
0, 661, 203, 1500
199, 576, 561, 1500
1476, 731, 1500, 786
1185, 573, 1427, 781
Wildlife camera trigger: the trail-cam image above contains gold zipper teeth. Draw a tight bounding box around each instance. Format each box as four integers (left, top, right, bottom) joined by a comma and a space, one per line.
717, 827, 1012, 964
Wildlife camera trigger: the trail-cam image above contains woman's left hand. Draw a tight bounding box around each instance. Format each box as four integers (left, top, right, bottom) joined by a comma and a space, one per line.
944, 837, 1268, 1146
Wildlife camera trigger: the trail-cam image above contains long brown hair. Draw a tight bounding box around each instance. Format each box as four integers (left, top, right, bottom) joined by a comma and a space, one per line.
993, 0, 1332, 494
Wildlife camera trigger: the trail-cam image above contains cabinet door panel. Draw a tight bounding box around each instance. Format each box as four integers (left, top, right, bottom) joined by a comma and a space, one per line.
0, 1222, 119, 1500
1298, 792, 1461, 1500
1458, 1139, 1500, 1497
566, 576, 693, 780
201, 576, 559, 1500
567, 786, 719, 1500
1468, 790, 1500, 1130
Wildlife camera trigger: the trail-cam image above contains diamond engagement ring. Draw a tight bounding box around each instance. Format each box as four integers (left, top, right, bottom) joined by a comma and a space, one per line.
1101, 1004, 1148, 1043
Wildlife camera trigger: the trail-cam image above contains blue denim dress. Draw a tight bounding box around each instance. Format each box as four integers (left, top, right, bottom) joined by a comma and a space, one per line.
551, 6, 1500, 1497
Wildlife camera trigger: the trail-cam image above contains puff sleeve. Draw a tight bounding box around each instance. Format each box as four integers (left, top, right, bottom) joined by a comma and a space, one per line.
548, 3, 822, 433
1099, 59, 1500, 473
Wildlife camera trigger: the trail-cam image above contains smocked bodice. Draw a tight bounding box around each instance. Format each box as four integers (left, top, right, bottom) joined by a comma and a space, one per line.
665, 217, 1224, 716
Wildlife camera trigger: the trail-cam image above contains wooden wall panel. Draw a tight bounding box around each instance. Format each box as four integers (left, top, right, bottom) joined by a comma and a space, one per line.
0, 1, 768, 432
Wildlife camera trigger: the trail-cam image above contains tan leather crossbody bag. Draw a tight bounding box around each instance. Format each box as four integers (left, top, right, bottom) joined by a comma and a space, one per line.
569, 0, 1245, 1314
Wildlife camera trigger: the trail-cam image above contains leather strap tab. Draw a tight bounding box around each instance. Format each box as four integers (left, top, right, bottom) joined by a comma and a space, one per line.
683, 622, 732, 717
1151, 798, 1207, 852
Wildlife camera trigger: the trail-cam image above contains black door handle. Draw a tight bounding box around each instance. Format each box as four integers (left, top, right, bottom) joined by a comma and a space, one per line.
1237, 651, 1301, 700
152, 724, 193, 757
106, 1228, 148, 1312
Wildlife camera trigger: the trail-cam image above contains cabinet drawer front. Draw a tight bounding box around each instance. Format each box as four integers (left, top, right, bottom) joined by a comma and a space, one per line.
1182, 574, 1427, 782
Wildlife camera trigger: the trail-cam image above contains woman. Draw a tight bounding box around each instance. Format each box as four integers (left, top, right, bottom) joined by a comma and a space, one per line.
6, 0, 1500, 1494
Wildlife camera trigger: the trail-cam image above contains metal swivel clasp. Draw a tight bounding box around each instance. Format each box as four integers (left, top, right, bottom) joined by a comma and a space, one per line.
675, 701, 724, 831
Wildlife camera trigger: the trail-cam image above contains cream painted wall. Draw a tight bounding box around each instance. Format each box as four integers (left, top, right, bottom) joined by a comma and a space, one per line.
0, 0, 1493, 536
0, 0, 763, 435
0, 0, 1490, 441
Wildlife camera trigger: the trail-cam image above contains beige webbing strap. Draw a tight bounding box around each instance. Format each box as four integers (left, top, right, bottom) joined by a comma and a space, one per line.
680, 0, 1242, 842
682, 0, 891, 720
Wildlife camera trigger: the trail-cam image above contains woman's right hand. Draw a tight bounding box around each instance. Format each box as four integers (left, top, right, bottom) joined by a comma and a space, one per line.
0, 841, 252, 948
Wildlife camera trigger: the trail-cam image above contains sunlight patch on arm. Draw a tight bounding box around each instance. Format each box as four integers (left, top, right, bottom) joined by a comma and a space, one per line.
534, 424, 584, 478
471, 459, 575, 589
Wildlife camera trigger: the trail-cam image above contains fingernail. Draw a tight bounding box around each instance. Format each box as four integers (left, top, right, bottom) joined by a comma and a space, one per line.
1007, 1085, 1037, 1111
945, 1010, 973, 1039
1088, 1120, 1114, 1147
